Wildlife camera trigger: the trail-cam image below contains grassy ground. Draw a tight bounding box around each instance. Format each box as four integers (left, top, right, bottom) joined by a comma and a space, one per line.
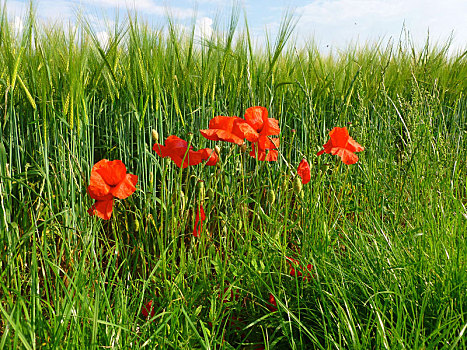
1, 7, 466, 349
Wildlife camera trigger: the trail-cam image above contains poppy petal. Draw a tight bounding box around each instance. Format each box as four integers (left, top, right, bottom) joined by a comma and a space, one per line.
297, 159, 311, 185
164, 135, 189, 149
200, 129, 244, 145
154, 135, 210, 168
346, 136, 364, 153
193, 205, 206, 237
249, 145, 278, 161
88, 170, 111, 199
317, 127, 363, 164
260, 118, 280, 136
257, 136, 280, 151
244, 106, 268, 131
199, 148, 219, 166
153, 143, 168, 157
180, 150, 205, 168
111, 174, 138, 199
88, 198, 114, 220
331, 148, 359, 165
237, 121, 260, 142
201, 116, 249, 145
329, 127, 350, 148
141, 300, 156, 318
95, 159, 127, 186
267, 293, 277, 312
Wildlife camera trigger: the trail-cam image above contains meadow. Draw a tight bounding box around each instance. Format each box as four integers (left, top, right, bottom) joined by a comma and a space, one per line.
0, 7, 466, 349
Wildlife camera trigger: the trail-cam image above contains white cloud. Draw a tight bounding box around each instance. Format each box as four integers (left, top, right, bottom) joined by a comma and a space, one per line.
195, 16, 213, 38
296, 0, 467, 52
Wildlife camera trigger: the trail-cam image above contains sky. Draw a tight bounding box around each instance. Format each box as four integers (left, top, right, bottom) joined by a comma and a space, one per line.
3, 0, 467, 54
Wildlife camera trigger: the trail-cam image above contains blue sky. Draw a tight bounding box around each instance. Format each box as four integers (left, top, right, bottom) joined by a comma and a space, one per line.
4, 0, 467, 53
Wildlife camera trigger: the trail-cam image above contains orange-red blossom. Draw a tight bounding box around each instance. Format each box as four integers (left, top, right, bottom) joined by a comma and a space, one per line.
297, 159, 311, 184
317, 127, 364, 165
153, 135, 218, 168
200, 106, 280, 161
87, 159, 138, 220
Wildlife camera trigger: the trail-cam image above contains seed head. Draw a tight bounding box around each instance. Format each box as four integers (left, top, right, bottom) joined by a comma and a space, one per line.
267, 189, 276, 205
292, 176, 303, 196
151, 129, 159, 142
198, 181, 206, 203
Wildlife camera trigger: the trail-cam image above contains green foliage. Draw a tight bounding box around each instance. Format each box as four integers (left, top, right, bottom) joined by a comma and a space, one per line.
1, 6, 466, 349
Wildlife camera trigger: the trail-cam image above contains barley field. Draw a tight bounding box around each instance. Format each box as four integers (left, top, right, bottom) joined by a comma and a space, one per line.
0, 6, 466, 349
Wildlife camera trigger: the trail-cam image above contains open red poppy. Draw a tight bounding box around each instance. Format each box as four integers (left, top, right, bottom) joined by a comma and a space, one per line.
266, 293, 277, 312
141, 300, 156, 319
153, 135, 218, 168
249, 137, 280, 161
87, 159, 138, 220
244, 107, 281, 161
200, 116, 254, 145
193, 205, 206, 237
200, 106, 281, 161
286, 256, 314, 281
317, 127, 364, 165
297, 159, 311, 184
243, 106, 280, 141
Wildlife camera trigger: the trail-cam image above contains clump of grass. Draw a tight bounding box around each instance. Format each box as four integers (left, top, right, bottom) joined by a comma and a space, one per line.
1, 5, 466, 349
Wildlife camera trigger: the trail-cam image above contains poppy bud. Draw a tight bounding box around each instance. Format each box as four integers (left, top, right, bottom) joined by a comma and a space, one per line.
267, 189, 276, 205
187, 132, 194, 143
198, 181, 205, 202
215, 145, 221, 155
240, 144, 248, 153
179, 190, 186, 212
281, 179, 289, 193
292, 176, 303, 196
132, 218, 140, 232
151, 129, 159, 142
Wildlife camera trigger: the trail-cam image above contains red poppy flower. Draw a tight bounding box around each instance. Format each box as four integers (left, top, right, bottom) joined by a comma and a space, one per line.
266, 293, 277, 312
249, 137, 280, 161
153, 135, 218, 168
297, 159, 311, 184
243, 106, 280, 141
200, 148, 219, 166
87, 159, 138, 220
200, 106, 281, 161
286, 256, 314, 281
193, 205, 206, 237
244, 107, 281, 161
317, 127, 364, 165
200, 116, 254, 145
141, 300, 156, 319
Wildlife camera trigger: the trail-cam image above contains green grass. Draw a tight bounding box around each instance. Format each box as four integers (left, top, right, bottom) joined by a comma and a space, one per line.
1, 5, 466, 349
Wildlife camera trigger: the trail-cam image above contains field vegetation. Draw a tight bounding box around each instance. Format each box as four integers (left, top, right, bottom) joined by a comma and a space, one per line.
1, 5, 466, 349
